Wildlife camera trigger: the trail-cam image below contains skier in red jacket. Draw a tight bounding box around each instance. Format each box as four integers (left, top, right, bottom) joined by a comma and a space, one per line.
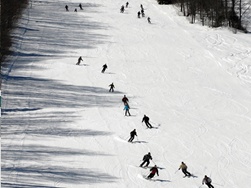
147, 165, 159, 179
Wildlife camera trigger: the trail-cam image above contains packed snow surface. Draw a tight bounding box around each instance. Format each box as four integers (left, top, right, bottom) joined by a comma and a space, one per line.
1, 0, 251, 187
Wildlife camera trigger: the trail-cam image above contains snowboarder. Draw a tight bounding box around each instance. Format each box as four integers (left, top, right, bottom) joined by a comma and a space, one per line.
178, 162, 191, 177
128, 129, 137, 142
142, 115, 153, 128
126, 2, 129, 8
137, 11, 141, 18
65, 5, 69, 11
120, 5, 125, 13
202, 175, 214, 188
101, 64, 107, 73
79, 3, 83, 10
141, 9, 145, 17
122, 95, 129, 105
147, 17, 151, 24
109, 83, 115, 92
124, 103, 131, 116
147, 165, 159, 179
76, 56, 83, 65
140, 152, 152, 167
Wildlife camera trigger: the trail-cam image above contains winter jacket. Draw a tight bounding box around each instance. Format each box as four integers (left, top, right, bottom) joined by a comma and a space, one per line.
122, 97, 129, 103
143, 154, 152, 161
130, 130, 137, 137
179, 163, 187, 170
202, 177, 212, 184
142, 116, 149, 123
150, 167, 159, 176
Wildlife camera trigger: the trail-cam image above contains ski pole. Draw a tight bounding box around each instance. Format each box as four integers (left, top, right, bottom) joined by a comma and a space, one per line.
152, 160, 156, 165
174, 169, 179, 174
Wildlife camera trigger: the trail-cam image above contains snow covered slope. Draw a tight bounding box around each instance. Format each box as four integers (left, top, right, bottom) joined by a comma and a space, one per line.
1, 0, 251, 187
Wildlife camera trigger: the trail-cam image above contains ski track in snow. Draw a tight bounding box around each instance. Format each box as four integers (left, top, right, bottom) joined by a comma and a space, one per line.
1, 0, 251, 187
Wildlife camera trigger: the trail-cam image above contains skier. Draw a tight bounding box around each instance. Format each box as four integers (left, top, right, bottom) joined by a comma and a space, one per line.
140, 4, 144, 10
76, 56, 83, 65
128, 129, 137, 142
202, 175, 214, 188
124, 103, 131, 116
74, 8, 77, 12
141, 9, 145, 17
147, 17, 151, 24
137, 11, 141, 18
65, 5, 69, 11
178, 162, 191, 177
109, 83, 115, 92
147, 165, 159, 179
101, 64, 108, 73
120, 5, 125, 13
142, 115, 153, 128
126, 2, 129, 8
122, 95, 129, 105
140, 152, 152, 167
79, 3, 83, 10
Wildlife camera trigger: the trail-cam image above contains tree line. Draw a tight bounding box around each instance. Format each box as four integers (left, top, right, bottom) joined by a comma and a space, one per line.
157, 0, 250, 33
1, 0, 29, 66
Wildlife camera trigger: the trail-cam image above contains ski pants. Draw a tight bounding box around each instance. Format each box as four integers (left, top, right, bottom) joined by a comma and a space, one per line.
145, 122, 152, 128
128, 136, 134, 142
125, 110, 131, 116
140, 160, 150, 167
147, 173, 155, 179
182, 169, 191, 176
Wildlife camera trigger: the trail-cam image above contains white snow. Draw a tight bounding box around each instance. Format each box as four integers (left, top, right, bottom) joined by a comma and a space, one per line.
1, 0, 251, 187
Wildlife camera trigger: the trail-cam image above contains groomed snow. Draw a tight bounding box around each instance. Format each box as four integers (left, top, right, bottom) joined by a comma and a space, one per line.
1, 0, 251, 187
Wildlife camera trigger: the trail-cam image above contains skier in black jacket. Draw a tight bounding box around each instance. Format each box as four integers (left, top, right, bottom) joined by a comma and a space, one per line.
142, 115, 153, 128
122, 95, 129, 105
140, 152, 152, 167
79, 3, 83, 10
76, 56, 83, 65
102, 64, 108, 73
202, 175, 214, 188
109, 83, 115, 92
128, 129, 137, 142
65, 5, 69, 11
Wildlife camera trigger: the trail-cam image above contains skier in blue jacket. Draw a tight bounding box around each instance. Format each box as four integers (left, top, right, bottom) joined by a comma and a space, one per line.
124, 103, 131, 116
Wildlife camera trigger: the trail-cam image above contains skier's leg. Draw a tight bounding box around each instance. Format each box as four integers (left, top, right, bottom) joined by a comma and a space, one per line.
131, 136, 134, 142
148, 122, 153, 128
209, 184, 214, 188
145, 160, 150, 167
140, 161, 146, 167
186, 171, 191, 176
206, 183, 212, 188
182, 169, 187, 176
147, 173, 154, 179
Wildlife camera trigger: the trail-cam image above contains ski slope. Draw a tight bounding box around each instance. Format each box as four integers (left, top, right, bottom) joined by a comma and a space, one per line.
1, 0, 251, 187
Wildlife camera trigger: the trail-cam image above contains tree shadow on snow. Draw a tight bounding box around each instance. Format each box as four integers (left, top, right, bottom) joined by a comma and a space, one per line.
1, 75, 122, 187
